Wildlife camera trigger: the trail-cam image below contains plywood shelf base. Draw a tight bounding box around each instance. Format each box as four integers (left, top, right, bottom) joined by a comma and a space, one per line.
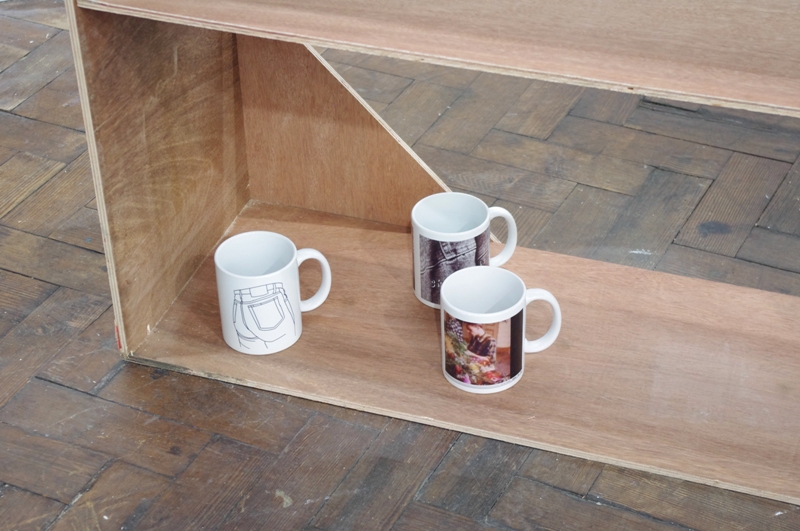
132, 201, 800, 505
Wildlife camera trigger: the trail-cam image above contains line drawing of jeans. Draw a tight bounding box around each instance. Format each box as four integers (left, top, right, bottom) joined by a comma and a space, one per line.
232, 282, 296, 351
420, 232, 489, 305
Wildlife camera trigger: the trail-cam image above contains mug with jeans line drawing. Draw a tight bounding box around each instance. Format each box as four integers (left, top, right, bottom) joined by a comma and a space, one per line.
440, 266, 561, 394
412, 192, 517, 308
214, 231, 331, 355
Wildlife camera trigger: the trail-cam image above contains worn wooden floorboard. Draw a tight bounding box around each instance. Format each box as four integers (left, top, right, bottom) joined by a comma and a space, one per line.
1, 3, 799, 528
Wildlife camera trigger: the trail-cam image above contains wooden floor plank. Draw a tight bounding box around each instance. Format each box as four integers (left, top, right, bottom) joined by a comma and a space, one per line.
0, 30, 73, 111
518, 448, 605, 497
0, 225, 109, 297
592, 170, 710, 268
36, 307, 120, 393
495, 80, 584, 139
416, 434, 530, 519
0, 112, 85, 163
489, 199, 551, 248
12, 86, 83, 130
326, 61, 412, 104
0, 43, 27, 72
0, 12, 56, 52
736, 227, 800, 274
0, 0, 70, 30
219, 414, 380, 531
0, 287, 108, 407
274, 394, 390, 433
98, 363, 315, 454
490, 477, 684, 531
47, 461, 170, 531
569, 88, 641, 125
675, 154, 791, 256
414, 144, 575, 212
1, 151, 93, 235
0, 485, 64, 531
309, 419, 457, 531
531, 184, 631, 258
759, 161, 800, 236
589, 466, 800, 531
393, 502, 506, 531
0, 379, 212, 476
0, 269, 57, 341
0, 422, 108, 503
379, 80, 462, 146
0, 151, 64, 218
656, 244, 800, 298
48, 206, 103, 252
472, 129, 652, 195
419, 73, 530, 154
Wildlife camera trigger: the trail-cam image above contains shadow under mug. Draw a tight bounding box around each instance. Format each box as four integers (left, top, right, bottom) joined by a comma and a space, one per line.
440, 266, 561, 394
214, 231, 331, 355
412, 192, 517, 309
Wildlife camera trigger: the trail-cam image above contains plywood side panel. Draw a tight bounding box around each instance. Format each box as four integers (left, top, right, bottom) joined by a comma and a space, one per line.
70, 6, 249, 352
133, 203, 800, 505
77, 0, 800, 117
237, 37, 445, 226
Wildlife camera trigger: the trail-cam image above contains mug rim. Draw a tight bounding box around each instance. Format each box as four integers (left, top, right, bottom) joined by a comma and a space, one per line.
440, 266, 526, 323
411, 192, 490, 240
214, 230, 297, 280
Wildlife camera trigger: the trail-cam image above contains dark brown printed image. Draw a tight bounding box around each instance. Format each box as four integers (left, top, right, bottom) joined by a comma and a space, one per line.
444, 311, 522, 386
419, 231, 489, 305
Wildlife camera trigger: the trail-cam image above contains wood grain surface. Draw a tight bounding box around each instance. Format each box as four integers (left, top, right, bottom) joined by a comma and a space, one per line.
74, 0, 800, 117
132, 202, 800, 505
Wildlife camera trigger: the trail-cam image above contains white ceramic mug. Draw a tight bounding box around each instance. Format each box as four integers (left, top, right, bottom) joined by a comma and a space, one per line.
214, 231, 332, 355
440, 266, 561, 394
412, 192, 517, 308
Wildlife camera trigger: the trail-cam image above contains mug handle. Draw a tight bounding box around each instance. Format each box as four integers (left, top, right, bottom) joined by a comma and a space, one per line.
523, 288, 562, 353
487, 206, 517, 267
296, 249, 332, 312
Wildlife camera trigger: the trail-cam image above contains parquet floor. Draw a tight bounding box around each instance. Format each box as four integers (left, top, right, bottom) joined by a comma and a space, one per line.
1, 1, 800, 529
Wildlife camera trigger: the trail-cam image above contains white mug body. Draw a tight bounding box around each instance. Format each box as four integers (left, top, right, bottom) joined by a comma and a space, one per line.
439, 266, 561, 394
214, 231, 331, 355
412, 192, 516, 308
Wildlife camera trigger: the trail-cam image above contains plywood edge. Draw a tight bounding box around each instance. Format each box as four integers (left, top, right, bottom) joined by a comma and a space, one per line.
65, 0, 129, 354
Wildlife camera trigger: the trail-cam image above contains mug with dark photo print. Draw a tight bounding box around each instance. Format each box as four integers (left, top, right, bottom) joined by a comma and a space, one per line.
440, 266, 561, 394
412, 192, 517, 308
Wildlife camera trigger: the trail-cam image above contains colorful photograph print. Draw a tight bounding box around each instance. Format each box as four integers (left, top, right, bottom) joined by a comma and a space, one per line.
418, 231, 489, 305
444, 311, 522, 386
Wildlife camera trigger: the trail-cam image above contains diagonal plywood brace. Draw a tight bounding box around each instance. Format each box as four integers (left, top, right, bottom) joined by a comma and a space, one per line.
237, 37, 447, 227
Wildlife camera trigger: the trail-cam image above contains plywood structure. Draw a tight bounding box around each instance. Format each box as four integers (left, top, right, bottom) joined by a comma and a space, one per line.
66, 0, 800, 507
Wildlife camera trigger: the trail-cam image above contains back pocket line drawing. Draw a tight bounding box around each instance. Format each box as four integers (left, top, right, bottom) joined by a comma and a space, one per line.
232, 282, 297, 351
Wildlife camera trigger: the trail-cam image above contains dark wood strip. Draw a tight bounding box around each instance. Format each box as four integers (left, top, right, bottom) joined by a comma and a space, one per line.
327, 61, 411, 104
736, 227, 800, 274
98, 363, 314, 454
656, 244, 800, 297
592, 170, 710, 269
495, 80, 584, 139
0, 112, 85, 163
0, 151, 64, 218
48, 461, 170, 531
0, 269, 57, 340
1, 151, 93, 235
36, 307, 120, 393
472, 129, 651, 195
393, 502, 505, 531
310, 419, 457, 531
517, 448, 604, 496
531, 185, 631, 258
0, 485, 64, 531
219, 414, 380, 530
759, 161, 800, 236
380, 80, 462, 146
569, 88, 641, 125
0, 287, 108, 406
0, 378, 211, 476
134, 436, 276, 530
490, 477, 684, 531
0, 225, 110, 297
48, 207, 104, 253
414, 144, 575, 212
0, 30, 73, 110
589, 466, 800, 531
419, 73, 530, 154
0, 422, 108, 503
416, 434, 530, 519
675, 154, 790, 256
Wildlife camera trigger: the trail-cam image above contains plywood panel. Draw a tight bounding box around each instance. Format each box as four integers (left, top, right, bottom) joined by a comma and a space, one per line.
68, 5, 249, 352
76, 0, 800, 117
132, 203, 800, 505
238, 37, 444, 227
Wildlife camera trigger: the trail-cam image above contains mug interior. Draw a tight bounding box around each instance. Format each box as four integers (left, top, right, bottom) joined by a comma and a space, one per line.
413, 193, 487, 234
215, 231, 295, 277
441, 267, 524, 315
